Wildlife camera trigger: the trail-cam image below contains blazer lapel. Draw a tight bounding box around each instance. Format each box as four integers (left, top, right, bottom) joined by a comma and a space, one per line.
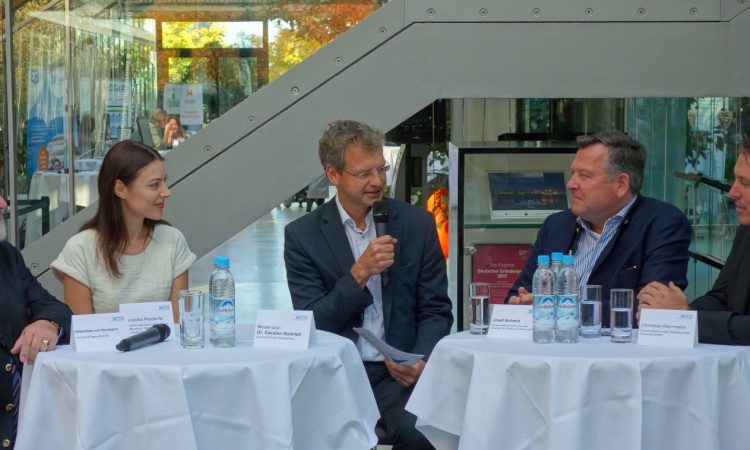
590, 197, 641, 275
320, 200, 356, 276
381, 203, 402, 336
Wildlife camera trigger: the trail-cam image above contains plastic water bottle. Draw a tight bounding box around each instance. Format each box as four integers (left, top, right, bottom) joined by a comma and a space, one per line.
532, 255, 555, 343
209, 255, 235, 347
550, 252, 563, 283
555, 254, 579, 343
550, 252, 564, 323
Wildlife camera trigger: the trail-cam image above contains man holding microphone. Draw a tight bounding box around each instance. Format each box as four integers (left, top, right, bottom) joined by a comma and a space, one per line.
284, 120, 452, 449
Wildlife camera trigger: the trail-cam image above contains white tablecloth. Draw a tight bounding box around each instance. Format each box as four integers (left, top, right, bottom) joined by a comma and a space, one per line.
17, 329, 379, 450
25, 170, 99, 243
406, 332, 750, 450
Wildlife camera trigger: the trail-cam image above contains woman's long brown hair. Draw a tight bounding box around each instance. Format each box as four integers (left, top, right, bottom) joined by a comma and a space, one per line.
81, 140, 168, 277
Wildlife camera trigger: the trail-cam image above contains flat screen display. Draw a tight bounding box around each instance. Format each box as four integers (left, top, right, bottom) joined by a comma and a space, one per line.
488, 171, 568, 220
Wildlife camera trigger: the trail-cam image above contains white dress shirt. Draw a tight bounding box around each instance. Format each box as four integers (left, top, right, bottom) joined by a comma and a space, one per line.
573, 195, 638, 294
335, 196, 385, 361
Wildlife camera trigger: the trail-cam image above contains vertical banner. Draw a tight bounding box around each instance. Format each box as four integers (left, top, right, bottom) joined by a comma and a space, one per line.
26, 66, 66, 176
106, 80, 128, 141
471, 244, 531, 303
179, 84, 203, 126
163, 83, 182, 115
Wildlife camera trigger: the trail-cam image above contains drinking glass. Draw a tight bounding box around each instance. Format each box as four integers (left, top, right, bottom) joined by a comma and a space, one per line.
469, 283, 491, 335
179, 290, 205, 348
610, 288, 633, 343
580, 285, 602, 338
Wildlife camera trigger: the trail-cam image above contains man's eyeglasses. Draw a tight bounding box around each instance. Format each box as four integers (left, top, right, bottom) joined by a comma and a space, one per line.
341, 163, 391, 180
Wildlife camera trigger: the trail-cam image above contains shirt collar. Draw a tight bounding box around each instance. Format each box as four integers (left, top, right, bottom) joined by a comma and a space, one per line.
335, 195, 373, 232
576, 195, 638, 232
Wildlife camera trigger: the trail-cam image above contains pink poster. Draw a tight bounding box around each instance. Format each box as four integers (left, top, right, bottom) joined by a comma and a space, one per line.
471, 244, 531, 303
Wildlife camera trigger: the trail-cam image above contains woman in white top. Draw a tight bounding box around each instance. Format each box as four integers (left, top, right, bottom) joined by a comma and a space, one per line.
52, 140, 196, 321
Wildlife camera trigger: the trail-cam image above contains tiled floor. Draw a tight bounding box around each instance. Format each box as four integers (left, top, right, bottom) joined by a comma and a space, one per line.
189, 203, 307, 325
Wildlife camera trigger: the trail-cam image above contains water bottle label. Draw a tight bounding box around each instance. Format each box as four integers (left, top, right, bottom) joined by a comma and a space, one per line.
211, 297, 235, 334
557, 295, 579, 328
533, 295, 555, 328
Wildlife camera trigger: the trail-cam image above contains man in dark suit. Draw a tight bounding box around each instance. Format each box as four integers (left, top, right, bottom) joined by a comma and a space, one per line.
507, 131, 691, 326
284, 120, 453, 449
639, 138, 750, 345
0, 196, 72, 447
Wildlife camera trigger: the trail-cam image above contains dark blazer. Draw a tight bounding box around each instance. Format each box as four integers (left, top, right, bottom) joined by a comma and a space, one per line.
692, 226, 750, 345
507, 196, 692, 326
0, 241, 72, 443
284, 197, 453, 358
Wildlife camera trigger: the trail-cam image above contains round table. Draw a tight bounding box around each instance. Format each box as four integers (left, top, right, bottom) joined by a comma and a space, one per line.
406, 332, 750, 450
17, 330, 379, 450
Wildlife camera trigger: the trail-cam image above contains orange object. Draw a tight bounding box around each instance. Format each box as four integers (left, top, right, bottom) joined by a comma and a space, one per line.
38, 145, 50, 172
426, 187, 449, 258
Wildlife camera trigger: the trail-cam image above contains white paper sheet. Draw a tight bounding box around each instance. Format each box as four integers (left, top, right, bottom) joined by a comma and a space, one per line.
353, 327, 424, 365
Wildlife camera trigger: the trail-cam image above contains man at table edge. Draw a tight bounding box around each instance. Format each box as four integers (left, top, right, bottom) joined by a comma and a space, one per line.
506, 130, 692, 327
639, 138, 750, 345
0, 196, 72, 447
284, 120, 453, 450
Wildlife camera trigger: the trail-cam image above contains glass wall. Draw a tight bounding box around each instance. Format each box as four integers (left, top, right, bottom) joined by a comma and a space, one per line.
0, 0, 383, 248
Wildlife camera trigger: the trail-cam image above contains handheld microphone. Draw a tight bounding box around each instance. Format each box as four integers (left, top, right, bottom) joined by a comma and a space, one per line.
116, 323, 171, 352
373, 200, 389, 237
372, 200, 390, 285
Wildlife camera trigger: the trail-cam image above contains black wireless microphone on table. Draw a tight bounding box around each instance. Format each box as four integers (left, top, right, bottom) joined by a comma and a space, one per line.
372, 200, 389, 286
116, 323, 171, 352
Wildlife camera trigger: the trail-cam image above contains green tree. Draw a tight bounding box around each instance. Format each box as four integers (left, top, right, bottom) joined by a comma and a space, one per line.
162, 22, 227, 83
255, 1, 378, 81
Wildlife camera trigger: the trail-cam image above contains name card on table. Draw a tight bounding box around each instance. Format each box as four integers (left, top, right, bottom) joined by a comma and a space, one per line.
487, 305, 534, 340
253, 310, 317, 349
119, 301, 176, 337
638, 309, 698, 348
71, 313, 129, 352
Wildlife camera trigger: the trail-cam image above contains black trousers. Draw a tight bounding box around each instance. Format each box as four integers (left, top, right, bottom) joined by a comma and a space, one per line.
364, 362, 434, 450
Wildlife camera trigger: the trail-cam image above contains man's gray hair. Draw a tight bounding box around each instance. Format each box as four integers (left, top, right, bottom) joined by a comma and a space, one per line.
576, 130, 646, 195
319, 120, 385, 171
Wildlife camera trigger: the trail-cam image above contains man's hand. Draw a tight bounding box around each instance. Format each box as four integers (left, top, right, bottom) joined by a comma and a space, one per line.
350, 235, 397, 287
508, 286, 533, 305
384, 359, 426, 388
10, 320, 60, 364
637, 281, 688, 320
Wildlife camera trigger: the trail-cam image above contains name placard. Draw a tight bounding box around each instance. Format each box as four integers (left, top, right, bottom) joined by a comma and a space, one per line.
253, 310, 316, 349
119, 302, 176, 338
71, 313, 129, 352
487, 305, 534, 340
638, 309, 698, 348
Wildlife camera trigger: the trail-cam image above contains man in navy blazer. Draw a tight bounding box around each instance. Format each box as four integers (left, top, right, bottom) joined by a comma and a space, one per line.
639, 138, 750, 344
284, 120, 452, 450
507, 131, 691, 326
